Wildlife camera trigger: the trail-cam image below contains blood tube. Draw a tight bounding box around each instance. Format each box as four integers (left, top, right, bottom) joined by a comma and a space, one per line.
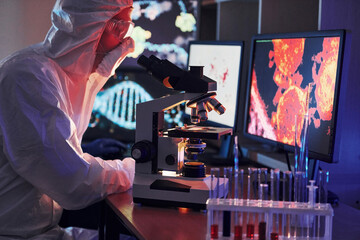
258, 184, 268, 240
223, 167, 232, 237
271, 232, 279, 240
246, 222, 255, 239
234, 223, 243, 240
233, 169, 243, 240
210, 168, 220, 239
270, 211, 280, 240
233, 202, 243, 240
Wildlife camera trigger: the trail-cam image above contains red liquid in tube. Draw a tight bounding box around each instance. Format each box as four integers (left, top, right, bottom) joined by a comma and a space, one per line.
210, 224, 218, 239
271, 232, 279, 240
246, 224, 254, 239
234, 225, 242, 240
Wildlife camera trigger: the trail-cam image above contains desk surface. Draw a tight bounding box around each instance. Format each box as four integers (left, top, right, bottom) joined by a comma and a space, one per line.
106, 190, 207, 240
106, 190, 360, 240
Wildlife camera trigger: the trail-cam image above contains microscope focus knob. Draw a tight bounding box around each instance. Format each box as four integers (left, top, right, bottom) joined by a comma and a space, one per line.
131, 140, 156, 163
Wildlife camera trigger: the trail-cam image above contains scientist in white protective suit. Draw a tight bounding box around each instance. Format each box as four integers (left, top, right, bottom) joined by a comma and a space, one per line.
0, 0, 136, 239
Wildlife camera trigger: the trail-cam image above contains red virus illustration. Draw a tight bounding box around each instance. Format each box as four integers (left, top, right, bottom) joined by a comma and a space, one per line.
312, 37, 340, 122
247, 36, 340, 144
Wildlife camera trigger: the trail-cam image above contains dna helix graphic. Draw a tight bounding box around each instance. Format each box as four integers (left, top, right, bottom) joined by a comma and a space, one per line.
91, 81, 153, 130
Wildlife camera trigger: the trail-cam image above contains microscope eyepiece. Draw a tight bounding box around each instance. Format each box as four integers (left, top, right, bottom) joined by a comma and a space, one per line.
136, 54, 217, 93
137, 55, 152, 70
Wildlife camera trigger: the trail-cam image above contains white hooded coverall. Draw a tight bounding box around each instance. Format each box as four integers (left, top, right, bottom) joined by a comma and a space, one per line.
0, 0, 135, 239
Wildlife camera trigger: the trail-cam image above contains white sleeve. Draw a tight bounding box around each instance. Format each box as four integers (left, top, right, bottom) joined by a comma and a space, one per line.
0, 69, 134, 210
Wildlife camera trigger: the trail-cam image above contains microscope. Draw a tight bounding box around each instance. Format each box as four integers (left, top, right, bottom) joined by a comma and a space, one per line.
131, 55, 232, 209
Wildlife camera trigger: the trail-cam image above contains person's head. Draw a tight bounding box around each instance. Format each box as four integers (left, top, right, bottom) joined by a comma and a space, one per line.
92, 6, 133, 72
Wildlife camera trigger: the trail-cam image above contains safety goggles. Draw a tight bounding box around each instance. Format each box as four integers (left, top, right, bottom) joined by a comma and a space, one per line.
104, 18, 134, 40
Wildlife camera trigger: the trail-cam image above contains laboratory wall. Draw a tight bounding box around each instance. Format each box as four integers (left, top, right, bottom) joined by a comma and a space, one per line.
0, 0, 55, 60
317, 0, 360, 210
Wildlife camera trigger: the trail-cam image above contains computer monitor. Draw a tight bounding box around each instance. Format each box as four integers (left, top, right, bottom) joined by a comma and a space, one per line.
119, 0, 199, 71
186, 41, 244, 129
243, 30, 345, 164
186, 41, 244, 163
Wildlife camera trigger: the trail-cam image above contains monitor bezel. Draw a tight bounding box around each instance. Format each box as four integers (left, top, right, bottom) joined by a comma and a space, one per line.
186, 40, 244, 131
243, 30, 345, 163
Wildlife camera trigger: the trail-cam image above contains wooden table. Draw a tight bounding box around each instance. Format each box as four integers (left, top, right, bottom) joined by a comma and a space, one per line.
102, 189, 208, 240
101, 189, 360, 240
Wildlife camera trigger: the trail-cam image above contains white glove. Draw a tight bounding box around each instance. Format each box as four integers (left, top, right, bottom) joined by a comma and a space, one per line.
120, 157, 135, 187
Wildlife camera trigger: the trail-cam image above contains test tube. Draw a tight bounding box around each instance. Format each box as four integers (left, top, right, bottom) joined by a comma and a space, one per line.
234, 169, 243, 240
210, 168, 220, 239
317, 170, 329, 238
233, 169, 243, 240
258, 184, 268, 240
307, 180, 318, 238
293, 172, 304, 238
271, 169, 281, 203
247, 175, 251, 202
270, 169, 275, 203
294, 171, 306, 203
318, 170, 329, 204
223, 167, 233, 199
246, 168, 255, 239
282, 171, 293, 239
249, 168, 258, 200
283, 171, 293, 203
270, 169, 281, 239
233, 135, 239, 172
234, 169, 239, 201
239, 169, 244, 200
258, 168, 268, 199
234, 169, 245, 200
223, 167, 232, 237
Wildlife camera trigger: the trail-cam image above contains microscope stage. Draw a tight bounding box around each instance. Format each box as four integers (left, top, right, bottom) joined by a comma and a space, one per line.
167, 125, 232, 140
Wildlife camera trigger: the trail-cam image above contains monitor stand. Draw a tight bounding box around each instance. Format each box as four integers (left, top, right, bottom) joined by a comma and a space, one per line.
198, 135, 234, 166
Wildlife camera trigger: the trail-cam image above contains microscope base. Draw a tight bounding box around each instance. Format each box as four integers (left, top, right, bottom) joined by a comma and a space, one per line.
133, 173, 227, 209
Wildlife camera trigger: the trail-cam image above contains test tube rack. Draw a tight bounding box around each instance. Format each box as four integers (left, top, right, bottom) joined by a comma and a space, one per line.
206, 198, 333, 240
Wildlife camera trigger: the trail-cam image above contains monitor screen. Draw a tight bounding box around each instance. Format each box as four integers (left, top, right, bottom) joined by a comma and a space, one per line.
243, 30, 344, 163
83, 70, 179, 144
186, 41, 243, 128
119, 0, 199, 70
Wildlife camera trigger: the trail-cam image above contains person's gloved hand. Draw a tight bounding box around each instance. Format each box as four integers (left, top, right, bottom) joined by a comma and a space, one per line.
121, 157, 135, 186
96, 37, 135, 78
82, 138, 129, 158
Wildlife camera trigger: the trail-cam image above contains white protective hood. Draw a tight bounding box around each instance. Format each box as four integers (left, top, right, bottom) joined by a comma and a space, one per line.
0, 0, 134, 239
